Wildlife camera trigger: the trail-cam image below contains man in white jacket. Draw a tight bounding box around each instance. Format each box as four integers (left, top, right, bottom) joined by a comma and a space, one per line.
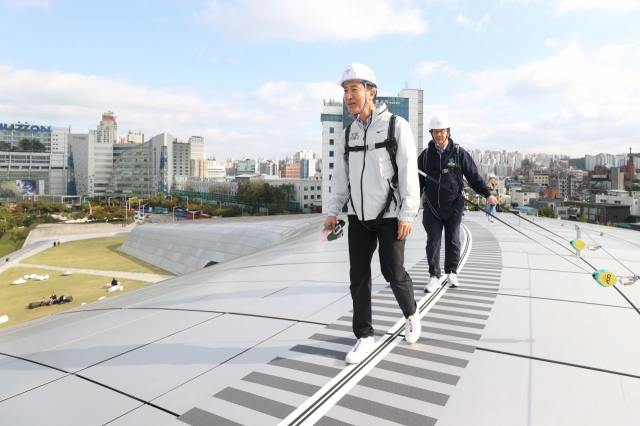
324, 63, 421, 364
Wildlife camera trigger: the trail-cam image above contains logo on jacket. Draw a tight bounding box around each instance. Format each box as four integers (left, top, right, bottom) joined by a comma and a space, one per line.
349, 132, 359, 141
447, 159, 456, 167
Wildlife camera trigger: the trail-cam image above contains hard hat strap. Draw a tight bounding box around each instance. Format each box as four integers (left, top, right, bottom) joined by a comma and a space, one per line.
355, 82, 370, 121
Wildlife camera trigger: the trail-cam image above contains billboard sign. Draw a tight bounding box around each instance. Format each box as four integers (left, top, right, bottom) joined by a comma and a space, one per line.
15, 180, 36, 195
0, 123, 51, 133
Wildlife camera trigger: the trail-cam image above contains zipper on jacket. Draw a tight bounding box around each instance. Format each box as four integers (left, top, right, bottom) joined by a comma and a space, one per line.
360, 123, 369, 221
438, 151, 442, 209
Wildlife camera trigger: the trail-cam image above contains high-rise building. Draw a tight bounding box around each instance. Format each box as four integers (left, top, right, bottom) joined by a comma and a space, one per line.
188, 136, 205, 161
173, 139, 191, 176
69, 132, 115, 197
105, 133, 174, 197
191, 159, 207, 178
96, 111, 118, 144
0, 120, 75, 196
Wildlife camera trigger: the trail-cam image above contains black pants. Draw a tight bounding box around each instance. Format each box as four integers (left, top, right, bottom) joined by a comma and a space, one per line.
348, 216, 417, 339
423, 200, 463, 278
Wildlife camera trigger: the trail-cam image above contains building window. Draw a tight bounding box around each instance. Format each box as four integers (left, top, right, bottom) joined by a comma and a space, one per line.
304, 204, 308, 208
329, 175, 332, 180
329, 163, 334, 169
310, 195, 314, 199
330, 127, 334, 133
329, 187, 331, 193
304, 195, 308, 200
304, 186, 308, 190
310, 186, 314, 190
329, 139, 334, 145
317, 195, 321, 199
329, 151, 334, 157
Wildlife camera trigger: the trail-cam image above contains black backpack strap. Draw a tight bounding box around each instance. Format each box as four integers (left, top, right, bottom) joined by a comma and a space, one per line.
343, 124, 357, 214
343, 124, 352, 163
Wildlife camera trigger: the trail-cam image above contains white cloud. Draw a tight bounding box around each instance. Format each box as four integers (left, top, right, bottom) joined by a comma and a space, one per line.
446, 42, 640, 155
545, 38, 558, 46
500, 0, 640, 15
197, 0, 428, 42
0, 65, 343, 158
455, 13, 490, 32
555, 0, 640, 15
413, 60, 458, 77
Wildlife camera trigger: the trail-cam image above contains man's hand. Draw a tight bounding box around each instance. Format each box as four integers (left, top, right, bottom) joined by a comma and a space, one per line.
324, 215, 337, 231
397, 220, 412, 240
487, 195, 499, 206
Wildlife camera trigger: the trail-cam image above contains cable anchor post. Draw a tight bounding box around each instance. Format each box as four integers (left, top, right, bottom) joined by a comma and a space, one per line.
571, 225, 584, 258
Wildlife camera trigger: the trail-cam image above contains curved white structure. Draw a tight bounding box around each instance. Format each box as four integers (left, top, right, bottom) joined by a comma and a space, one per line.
120, 218, 312, 275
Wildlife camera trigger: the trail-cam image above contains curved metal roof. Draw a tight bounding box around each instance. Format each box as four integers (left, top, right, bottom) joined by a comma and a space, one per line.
1, 212, 639, 425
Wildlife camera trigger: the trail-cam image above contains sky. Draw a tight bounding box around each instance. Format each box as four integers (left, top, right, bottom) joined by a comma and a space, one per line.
0, 0, 639, 160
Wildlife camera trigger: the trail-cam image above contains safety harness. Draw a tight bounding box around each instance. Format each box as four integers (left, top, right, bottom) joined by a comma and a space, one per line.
344, 114, 400, 231
422, 142, 464, 221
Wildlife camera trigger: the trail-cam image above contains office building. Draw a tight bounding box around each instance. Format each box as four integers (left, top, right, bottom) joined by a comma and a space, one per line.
173, 139, 191, 176
191, 159, 207, 178
96, 111, 118, 144
127, 130, 146, 144
0, 120, 75, 197
105, 133, 173, 197
69, 132, 115, 197
281, 164, 300, 179
207, 158, 226, 179
188, 136, 205, 161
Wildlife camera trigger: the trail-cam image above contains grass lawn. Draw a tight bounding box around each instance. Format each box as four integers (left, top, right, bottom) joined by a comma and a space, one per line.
22, 236, 172, 275
0, 229, 25, 257
0, 266, 152, 329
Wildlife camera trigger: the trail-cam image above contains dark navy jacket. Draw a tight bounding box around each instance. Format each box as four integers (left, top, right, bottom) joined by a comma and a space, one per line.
417, 138, 491, 213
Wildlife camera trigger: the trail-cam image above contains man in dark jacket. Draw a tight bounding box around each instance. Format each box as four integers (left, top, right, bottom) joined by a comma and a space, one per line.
418, 114, 498, 292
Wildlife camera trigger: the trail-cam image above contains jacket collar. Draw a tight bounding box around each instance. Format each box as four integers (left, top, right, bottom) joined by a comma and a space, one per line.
349, 101, 389, 125
428, 137, 454, 154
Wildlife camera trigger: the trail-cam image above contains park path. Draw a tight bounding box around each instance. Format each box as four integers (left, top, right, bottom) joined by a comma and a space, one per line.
16, 263, 172, 283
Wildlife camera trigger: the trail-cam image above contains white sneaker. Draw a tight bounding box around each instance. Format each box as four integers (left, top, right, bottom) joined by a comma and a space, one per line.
345, 336, 375, 364
405, 315, 421, 344
424, 276, 441, 293
448, 273, 459, 288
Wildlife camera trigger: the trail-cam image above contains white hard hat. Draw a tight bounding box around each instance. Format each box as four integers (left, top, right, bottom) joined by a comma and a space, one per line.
338, 63, 377, 88
429, 114, 451, 130
489, 173, 496, 179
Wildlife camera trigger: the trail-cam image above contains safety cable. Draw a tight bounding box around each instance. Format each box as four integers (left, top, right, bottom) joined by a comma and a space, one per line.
420, 171, 591, 273
419, 170, 640, 315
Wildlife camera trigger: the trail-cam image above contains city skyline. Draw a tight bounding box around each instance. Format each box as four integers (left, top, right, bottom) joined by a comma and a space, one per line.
1, 0, 638, 159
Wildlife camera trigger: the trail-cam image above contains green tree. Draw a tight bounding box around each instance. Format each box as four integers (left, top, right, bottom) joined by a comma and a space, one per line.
18, 138, 46, 152
10, 229, 26, 249
579, 212, 587, 222
0, 141, 12, 151
538, 206, 557, 218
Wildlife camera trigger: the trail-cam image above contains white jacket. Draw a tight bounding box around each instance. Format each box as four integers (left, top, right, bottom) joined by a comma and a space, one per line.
327, 103, 420, 223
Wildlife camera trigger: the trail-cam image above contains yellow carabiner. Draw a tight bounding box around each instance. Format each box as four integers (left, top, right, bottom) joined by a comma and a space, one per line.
593, 269, 617, 287
571, 239, 586, 251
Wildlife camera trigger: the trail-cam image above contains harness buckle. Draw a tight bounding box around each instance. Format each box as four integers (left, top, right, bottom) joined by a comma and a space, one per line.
442, 168, 449, 174
366, 143, 376, 151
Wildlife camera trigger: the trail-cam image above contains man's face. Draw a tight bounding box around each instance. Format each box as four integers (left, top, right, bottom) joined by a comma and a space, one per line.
343, 81, 374, 114
432, 129, 449, 146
